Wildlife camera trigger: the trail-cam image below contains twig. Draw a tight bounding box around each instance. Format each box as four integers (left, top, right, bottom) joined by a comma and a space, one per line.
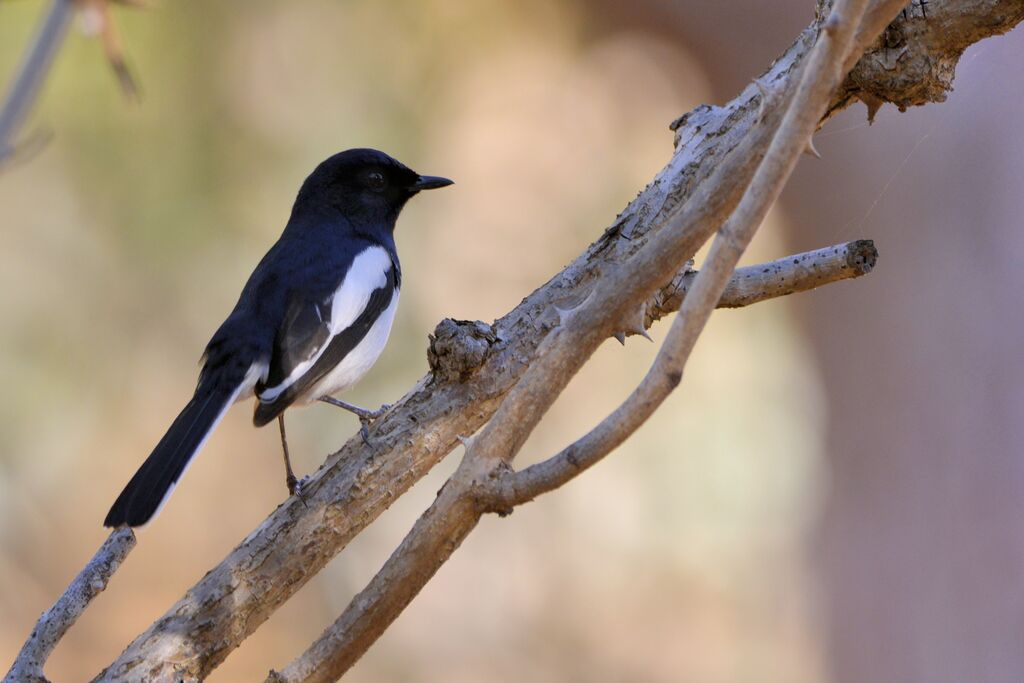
4, 529, 135, 683
268, 238, 878, 682
486, 0, 873, 546
267, 0, 899, 676
484, 240, 878, 507
645, 0, 874, 381
265, 91, 791, 683
0, 0, 74, 164
86, 2, 1019, 680
647, 238, 878, 323
103, 33, 799, 682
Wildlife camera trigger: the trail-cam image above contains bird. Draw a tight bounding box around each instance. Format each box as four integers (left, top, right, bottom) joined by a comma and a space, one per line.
103, 149, 452, 528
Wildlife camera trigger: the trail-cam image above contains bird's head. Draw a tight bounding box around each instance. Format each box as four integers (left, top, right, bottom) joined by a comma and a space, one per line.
294, 148, 452, 231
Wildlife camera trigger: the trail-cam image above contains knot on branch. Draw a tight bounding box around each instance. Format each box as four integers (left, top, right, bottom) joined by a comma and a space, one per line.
427, 319, 499, 383
843, 4, 1011, 115
642, 263, 696, 330
471, 461, 518, 517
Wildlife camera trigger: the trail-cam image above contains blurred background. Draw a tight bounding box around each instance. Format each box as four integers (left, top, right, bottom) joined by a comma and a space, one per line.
1, 1, 1022, 681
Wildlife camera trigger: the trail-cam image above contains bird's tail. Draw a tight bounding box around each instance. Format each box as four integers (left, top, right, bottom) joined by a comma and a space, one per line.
104, 366, 252, 528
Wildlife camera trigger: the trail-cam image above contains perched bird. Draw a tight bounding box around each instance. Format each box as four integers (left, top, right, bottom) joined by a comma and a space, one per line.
104, 149, 452, 528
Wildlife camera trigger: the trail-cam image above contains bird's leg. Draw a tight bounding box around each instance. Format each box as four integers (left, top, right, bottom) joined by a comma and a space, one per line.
318, 396, 392, 443
278, 414, 301, 496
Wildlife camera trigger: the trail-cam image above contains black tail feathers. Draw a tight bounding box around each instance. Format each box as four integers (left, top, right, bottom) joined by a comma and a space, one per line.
104, 374, 242, 528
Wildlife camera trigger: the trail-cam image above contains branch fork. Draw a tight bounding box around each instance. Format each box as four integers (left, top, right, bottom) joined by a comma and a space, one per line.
5, 0, 1018, 680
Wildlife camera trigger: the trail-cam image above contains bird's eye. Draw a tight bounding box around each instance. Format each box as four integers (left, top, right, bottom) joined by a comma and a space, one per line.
366, 171, 386, 191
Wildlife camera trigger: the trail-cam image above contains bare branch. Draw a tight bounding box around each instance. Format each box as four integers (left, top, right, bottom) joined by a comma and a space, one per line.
4, 530, 135, 683
99, 31, 799, 683
485, 239, 878, 508
841, 0, 1024, 116
267, 0, 898, 675
646, 238, 878, 324
0, 0, 74, 164
268, 237, 878, 682
83, 2, 1020, 680
267, 487, 481, 683
660, 0, 876, 377
265, 85, 794, 683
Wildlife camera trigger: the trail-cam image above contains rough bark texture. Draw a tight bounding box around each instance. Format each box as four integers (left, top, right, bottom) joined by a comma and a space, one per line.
94, 18, 807, 683
840, 0, 1024, 115
32, 1, 1014, 680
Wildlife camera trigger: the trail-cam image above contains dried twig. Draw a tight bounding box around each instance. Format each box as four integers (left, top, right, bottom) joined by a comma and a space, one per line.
264, 81, 794, 683
647, 238, 878, 322
4, 530, 135, 683
484, 240, 878, 508
481, 0, 898, 508
267, 0, 891, 674
265, 237, 878, 682
29, 1, 1012, 680
0, 0, 74, 164
0, 0, 143, 167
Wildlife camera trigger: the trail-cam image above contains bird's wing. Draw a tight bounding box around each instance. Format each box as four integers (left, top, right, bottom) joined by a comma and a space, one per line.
253, 245, 397, 425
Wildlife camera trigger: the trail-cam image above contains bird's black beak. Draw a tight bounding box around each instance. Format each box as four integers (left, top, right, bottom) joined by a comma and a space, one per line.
411, 175, 454, 191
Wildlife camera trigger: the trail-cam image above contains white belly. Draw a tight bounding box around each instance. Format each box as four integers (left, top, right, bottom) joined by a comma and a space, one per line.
302, 289, 399, 403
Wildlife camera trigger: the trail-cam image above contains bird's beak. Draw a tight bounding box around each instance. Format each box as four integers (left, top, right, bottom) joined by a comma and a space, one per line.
411, 175, 454, 191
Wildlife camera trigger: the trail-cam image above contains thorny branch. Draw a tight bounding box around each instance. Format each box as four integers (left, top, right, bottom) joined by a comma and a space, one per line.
266, 1, 887, 680
3, 0, 1020, 681
487, 239, 879, 509
102, 2, 1024, 681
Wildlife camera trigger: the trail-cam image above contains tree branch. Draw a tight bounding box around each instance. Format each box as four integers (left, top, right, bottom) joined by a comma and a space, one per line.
478, 0, 890, 514
0, 0, 74, 164
58, 1, 1017, 680
647, 238, 877, 323
839, 0, 1024, 118
486, 238, 878, 508
4, 530, 135, 683
264, 2, 891, 679
264, 79, 794, 683
267, 237, 878, 682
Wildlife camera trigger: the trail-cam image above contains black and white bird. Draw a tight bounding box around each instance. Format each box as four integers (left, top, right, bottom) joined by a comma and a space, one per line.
104, 149, 452, 528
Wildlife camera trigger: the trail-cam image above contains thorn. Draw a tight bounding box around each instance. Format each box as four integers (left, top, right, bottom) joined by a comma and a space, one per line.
753, 77, 771, 120
804, 136, 822, 159
552, 288, 597, 328
622, 304, 652, 341
553, 304, 574, 327
613, 331, 626, 345
859, 92, 884, 124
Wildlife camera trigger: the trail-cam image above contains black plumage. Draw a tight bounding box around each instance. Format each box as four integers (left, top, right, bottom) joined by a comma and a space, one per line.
104, 149, 451, 528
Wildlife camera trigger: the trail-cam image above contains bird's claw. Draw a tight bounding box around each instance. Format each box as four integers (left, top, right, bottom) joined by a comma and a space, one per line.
288, 474, 311, 502
358, 404, 392, 444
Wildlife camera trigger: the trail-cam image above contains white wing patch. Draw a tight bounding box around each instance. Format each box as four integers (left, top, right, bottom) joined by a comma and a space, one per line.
328, 246, 392, 335
258, 246, 392, 403
306, 287, 399, 402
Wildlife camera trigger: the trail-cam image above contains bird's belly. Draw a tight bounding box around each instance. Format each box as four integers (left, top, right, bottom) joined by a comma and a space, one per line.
303, 289, 399, 403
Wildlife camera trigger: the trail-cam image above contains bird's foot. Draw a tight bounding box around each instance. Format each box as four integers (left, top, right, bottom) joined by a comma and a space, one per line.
288, 474, 312, 500
319, 397, 392, 443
